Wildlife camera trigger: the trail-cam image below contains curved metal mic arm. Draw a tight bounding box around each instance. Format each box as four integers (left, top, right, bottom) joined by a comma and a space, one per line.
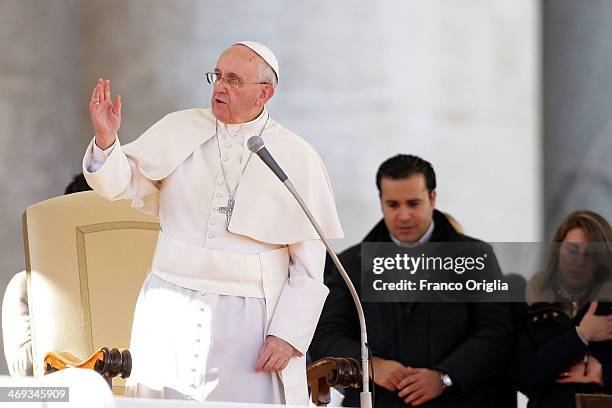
247, 135, 372, 407
283, 180, 373, 408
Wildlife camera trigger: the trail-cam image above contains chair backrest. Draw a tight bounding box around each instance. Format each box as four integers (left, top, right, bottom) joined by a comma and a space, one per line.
23, 191, 159, 380
575, 393, 612, 408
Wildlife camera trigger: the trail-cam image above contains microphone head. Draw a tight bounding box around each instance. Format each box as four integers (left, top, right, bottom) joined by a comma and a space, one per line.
247, 135, 265, 153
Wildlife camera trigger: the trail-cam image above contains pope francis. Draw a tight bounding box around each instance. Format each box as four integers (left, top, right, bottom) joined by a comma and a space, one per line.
82, 41, 343, 405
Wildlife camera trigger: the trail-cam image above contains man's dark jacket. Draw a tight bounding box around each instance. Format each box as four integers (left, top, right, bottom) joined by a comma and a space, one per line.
309, 210, 514, 407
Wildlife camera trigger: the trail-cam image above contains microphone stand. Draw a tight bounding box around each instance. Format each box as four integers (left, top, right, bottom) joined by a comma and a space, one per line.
282, 180, 373, 408
247, 136, 372, 407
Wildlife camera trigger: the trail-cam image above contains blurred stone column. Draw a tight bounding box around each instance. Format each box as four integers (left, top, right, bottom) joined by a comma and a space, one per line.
0, 0, 83, 374
543, 0, 612, 238
78, 0, 221, 143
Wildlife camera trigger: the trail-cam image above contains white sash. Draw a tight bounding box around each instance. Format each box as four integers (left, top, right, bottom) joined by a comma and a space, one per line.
149, 233, 309, 405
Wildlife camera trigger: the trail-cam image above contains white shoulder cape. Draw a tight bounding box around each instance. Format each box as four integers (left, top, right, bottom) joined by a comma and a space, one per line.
122, 108, 343, 244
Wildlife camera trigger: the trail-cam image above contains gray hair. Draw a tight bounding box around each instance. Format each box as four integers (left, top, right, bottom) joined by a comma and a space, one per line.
256, 59, 278, 88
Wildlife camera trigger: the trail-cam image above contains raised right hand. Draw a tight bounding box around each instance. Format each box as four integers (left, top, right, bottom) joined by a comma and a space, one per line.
89, 78, 121, 150
577, 301, 612, 343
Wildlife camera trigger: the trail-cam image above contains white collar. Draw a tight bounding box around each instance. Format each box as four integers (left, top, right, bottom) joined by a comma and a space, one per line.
218, 108, 268, 135
390, 220, 435, 247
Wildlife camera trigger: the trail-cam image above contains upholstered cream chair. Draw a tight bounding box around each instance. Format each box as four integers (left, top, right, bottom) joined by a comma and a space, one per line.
23, 191, 159, 391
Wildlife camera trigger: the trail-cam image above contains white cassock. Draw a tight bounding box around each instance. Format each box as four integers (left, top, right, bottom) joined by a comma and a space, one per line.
82, 107, 343, 405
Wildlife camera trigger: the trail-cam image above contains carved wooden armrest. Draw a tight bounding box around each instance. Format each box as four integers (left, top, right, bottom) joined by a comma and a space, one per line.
576, 393, 612, 408
44, 347, 131, 387
307, 357, 361, 407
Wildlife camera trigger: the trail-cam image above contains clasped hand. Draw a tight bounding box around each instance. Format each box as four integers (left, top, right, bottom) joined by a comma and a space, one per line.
577, 302, 612, 343
371, 357, 445, 406
557, 354, 604, 386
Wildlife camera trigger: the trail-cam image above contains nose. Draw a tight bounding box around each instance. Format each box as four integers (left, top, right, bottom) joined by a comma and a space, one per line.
213, 78, 229, 93
397, 206, 412, 222
575, 250, 588, 265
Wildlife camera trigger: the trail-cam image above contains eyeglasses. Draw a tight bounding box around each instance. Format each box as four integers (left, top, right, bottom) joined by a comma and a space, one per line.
205, 72, 269, 89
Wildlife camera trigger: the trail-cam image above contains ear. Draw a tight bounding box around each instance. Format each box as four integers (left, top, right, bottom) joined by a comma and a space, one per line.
429, 190, 437, 207
258, 84, 275, 105
379, 193, 386, 214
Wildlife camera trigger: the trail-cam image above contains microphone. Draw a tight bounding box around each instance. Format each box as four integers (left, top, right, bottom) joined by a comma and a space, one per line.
247, 136, 288, 182
247, 135, 373, 408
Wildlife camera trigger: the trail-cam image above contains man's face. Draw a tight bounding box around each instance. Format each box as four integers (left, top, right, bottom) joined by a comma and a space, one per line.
380, 174, 436, 244
211, 45, 273, 124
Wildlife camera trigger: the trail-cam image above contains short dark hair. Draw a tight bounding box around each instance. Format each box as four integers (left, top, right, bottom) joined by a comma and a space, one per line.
64, 173, 92, 195
376, 154, 436, 195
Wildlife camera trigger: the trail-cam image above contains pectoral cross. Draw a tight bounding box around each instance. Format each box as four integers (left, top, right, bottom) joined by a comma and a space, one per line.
218, 198, 235, 230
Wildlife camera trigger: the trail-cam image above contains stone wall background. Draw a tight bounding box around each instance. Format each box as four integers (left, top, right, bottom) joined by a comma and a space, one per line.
542, 0, 612, 239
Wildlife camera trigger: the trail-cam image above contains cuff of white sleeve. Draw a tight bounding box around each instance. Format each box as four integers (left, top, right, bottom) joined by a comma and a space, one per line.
87, 136, 117, 173
266, 331, 305, 357
93, 137, 116, 157
82, 136, 131, 199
